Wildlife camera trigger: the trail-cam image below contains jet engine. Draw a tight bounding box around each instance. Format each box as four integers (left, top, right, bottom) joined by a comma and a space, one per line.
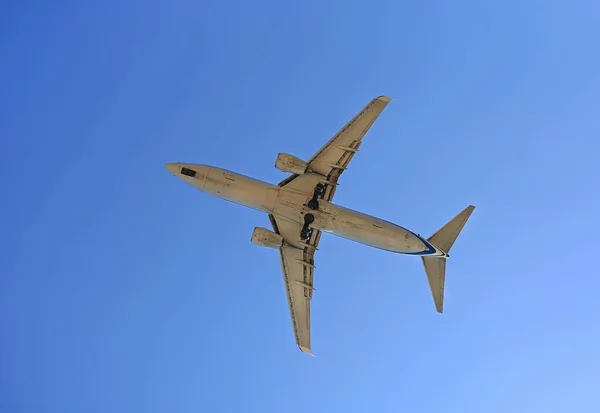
251, 227, 284, 249
275, 153, 307, 175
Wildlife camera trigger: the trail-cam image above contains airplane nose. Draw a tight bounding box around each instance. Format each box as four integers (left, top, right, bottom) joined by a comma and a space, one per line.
165, 163, 209, 190
165, 163, 179, 174
165, 163, 201, 177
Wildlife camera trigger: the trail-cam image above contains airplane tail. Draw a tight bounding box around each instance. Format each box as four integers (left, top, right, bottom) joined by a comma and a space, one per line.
422, 205, 475, 313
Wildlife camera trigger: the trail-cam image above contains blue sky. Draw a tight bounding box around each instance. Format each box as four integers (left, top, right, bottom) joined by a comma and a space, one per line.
1, 1, 600, 411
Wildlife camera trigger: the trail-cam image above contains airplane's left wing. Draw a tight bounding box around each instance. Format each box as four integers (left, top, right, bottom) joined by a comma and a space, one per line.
278, 95, 391, 202
268, 214, 320, 355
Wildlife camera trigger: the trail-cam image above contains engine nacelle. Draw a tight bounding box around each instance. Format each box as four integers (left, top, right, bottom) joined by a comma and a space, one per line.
275, 153, 307, 175
251, 227, 284, 249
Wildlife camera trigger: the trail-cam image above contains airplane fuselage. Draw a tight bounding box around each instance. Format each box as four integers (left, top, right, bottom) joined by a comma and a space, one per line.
169, 164, 447, 257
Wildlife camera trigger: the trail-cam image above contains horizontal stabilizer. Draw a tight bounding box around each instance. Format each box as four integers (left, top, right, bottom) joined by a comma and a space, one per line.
423, 205, 475, 313
427, 205, 475, 256
422, 257, 446, 313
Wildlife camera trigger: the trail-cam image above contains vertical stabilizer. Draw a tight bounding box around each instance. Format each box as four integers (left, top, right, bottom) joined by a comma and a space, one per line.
422, 205, 475, 313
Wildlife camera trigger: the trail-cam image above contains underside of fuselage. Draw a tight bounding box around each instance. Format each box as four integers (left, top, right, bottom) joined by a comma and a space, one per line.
166, 163, 446, 257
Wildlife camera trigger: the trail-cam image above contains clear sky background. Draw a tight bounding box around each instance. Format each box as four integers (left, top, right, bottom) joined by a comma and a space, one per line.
1, 1, 600, 412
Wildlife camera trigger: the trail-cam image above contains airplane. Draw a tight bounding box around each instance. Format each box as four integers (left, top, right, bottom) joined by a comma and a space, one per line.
165, 95, 475, 355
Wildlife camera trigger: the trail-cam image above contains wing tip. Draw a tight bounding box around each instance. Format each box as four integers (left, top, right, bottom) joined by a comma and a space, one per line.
377, 95, 392, 102
299, 345, 316, 357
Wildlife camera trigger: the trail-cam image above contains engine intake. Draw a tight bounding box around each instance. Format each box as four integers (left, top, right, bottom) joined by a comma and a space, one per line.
275, 153, 307, 175
251, 227, 284, 249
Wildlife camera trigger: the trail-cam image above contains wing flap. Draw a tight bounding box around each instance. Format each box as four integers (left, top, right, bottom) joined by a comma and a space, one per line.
278, 245, 314, 353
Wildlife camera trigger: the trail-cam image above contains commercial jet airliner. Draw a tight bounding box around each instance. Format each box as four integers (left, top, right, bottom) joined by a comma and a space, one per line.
166, 96, 475, 355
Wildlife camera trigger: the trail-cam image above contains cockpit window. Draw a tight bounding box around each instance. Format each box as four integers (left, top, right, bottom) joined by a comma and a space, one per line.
181, 167, 196, 177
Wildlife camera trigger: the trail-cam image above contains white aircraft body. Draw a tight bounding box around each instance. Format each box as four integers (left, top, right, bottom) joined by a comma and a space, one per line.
166, 96, 475, 355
